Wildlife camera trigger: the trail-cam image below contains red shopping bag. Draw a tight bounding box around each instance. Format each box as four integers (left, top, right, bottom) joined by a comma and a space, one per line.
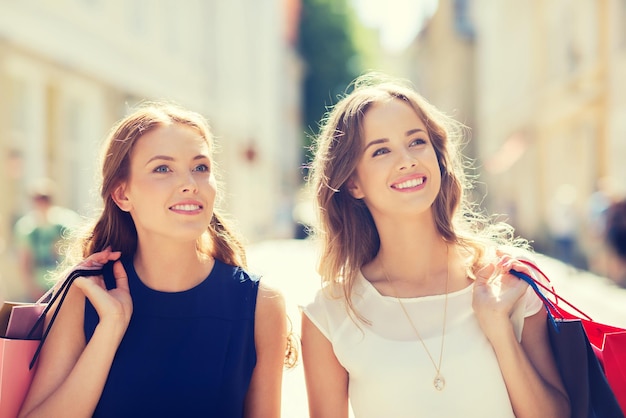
514, 260, 626, 415
604, 331, 626, 409
576, 309, 626, 412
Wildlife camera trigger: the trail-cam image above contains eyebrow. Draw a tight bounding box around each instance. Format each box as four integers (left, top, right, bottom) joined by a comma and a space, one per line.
145, 154, 209, 165
363, 128, 427, 152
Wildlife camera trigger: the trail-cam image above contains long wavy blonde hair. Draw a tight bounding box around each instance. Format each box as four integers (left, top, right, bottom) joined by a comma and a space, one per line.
309, 73, 526, 320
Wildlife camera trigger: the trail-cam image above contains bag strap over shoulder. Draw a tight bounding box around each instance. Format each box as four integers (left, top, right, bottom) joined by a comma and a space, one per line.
510, 260, 594, 321
510, 269, 562, 331
27, 268, 104, 369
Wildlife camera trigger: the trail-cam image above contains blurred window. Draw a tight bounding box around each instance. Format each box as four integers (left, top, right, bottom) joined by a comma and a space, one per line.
65, 99, 83, 210
546, 0, 598, 79
8, 77, 28, 134
454, 0, 475, 40
6, 76, 29, 218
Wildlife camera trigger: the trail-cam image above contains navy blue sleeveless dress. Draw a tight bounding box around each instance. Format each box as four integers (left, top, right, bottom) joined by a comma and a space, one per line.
84, 256, 259, 417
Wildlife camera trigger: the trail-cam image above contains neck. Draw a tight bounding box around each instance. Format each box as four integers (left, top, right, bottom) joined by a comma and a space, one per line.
376, 213, 448, 282
358, 207, 460, 298
133, 239, 214, 292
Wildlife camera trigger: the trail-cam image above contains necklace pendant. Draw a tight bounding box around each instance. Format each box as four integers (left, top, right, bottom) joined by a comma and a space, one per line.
433, 374, 445, 391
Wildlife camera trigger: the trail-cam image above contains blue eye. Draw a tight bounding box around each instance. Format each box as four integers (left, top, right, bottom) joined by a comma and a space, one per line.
372, 148, 389, 157
154, 165, 170, 173
193, 164, 209, 172
410, 138, 427, 146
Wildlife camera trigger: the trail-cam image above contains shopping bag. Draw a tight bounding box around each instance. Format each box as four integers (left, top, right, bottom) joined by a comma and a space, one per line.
511, 262, 625, 418
0, 268, 103, 418
581, 318, 626, 407
0, 309, 41, 418
4, 303, 45, 339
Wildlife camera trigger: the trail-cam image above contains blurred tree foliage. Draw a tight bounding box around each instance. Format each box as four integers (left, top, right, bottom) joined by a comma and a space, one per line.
298, 0, 364, 165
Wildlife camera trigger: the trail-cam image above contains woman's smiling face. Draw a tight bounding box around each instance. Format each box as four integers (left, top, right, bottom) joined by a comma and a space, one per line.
113, 123, 217, 242
348, 98, 442, 219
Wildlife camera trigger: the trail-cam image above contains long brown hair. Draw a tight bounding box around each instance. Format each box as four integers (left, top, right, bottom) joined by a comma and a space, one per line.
63, 101, 246, 268
60, 101, 302, 368
309, 73, 524, 319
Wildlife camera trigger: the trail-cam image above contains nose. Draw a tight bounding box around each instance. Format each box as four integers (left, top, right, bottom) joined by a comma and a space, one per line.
180, 172, 198, 193
398, 149, 417, 171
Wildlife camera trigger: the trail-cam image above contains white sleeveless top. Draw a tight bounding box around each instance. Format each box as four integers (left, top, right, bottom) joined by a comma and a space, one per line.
302, 272, 543, 418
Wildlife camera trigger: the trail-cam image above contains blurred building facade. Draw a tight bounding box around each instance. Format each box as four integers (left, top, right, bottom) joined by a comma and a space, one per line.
403, 0, 626, 267
0, 0, 302, 297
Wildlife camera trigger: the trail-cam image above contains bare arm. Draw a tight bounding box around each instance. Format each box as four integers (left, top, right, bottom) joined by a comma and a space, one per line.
473, 258, 570, 418
19, 253, 132, 418
301, 313, 349, 418
244, 283, 288, 418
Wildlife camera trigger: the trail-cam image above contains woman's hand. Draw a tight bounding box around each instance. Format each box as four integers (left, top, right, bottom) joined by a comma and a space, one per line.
73, 247, 133, 339
74, 246, 122, 270
472, 252, 533, 340
17, 248, 134, 418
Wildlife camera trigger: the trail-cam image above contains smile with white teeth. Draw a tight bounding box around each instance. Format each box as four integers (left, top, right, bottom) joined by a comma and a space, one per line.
394, 177, 425, 190
170, 204, 201, 211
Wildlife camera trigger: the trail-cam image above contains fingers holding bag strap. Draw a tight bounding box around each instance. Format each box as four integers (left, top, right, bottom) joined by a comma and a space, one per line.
509, 269, 562, 332
28, 268, 104, 369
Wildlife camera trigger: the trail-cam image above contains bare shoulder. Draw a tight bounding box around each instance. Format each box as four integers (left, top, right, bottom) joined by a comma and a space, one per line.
253, 281, 289, 361
255, 281, 286, 319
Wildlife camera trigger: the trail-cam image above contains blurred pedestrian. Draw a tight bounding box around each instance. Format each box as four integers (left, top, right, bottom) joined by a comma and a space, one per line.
605, 198, 626, 287
301, 73, 570, 417
19, 101, 295, 417
585, 176, 618, 276
546, 183, 581, 267
13, 177, 81, 301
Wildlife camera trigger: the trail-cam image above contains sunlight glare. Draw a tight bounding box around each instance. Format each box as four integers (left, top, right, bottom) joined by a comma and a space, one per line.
352, 0, 439, 54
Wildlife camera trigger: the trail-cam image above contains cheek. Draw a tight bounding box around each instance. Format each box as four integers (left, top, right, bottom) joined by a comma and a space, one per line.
433, 171, 443, 193
430, 150, 444, 177
206, 176, 218, 200
138, 182, 168, 201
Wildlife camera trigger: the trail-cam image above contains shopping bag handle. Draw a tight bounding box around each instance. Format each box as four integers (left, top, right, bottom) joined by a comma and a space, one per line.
509, 260, 594, 333
510, 269, 562, 331
27, 268, 104, 369
514, 259, 594, 321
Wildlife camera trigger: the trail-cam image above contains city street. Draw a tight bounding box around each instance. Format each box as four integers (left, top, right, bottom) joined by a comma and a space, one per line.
1, 2, 624, 416
247, 238, 626, 417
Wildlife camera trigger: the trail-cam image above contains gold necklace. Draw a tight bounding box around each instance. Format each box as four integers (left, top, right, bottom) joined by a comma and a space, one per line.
380, 253, 449, 391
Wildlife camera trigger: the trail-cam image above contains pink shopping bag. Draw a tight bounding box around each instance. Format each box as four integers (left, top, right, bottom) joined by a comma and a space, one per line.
0, 336, 39, 418
0, 301, 43, 418
0, 268, 104, 417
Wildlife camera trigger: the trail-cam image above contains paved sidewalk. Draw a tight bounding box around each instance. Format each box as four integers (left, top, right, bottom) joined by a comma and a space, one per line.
248, 239, 626, 417
248, 239, 320, 418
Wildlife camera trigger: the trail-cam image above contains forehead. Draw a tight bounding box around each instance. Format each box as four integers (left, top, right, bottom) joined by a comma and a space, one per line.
361, 98, 426, 136
132, 123, 210, 156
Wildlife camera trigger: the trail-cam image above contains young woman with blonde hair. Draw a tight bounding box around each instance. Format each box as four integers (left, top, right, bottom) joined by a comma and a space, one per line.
301, 73, 570, 417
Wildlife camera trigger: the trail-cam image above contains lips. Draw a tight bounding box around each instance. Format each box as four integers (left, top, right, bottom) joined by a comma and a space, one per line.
391, 176, 426, 190
169, 202, 203, 211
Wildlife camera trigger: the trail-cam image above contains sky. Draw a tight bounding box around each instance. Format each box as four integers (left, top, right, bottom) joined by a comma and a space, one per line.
350, 0, 439, 54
